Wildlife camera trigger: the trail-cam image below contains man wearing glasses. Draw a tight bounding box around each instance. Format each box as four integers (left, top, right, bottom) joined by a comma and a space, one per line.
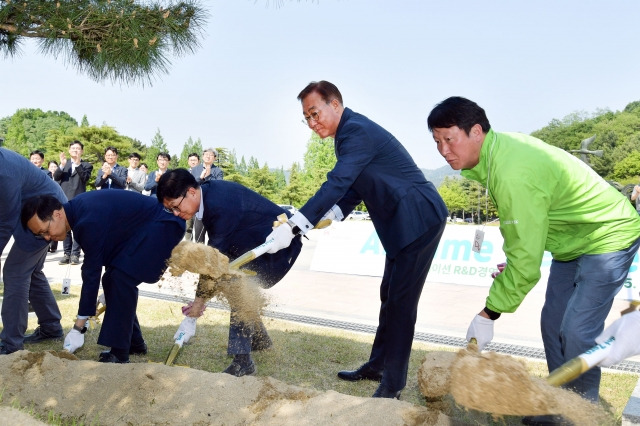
156, 169, 302, 377
0, 148, 67, 355
20, 190, 185, 363
264, 81, 448, 399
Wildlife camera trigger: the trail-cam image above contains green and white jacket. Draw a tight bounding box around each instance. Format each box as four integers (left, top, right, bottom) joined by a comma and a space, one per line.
462, 129, 640, 313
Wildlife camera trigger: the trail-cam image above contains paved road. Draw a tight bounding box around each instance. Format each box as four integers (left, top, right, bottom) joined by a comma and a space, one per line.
4, 229, 632, 354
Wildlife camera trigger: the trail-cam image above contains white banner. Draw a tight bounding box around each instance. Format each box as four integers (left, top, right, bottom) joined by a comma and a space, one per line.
310, 221, 640, 300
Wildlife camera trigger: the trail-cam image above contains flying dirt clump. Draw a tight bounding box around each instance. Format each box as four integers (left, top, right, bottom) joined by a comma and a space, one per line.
449, 347, 609, 425
166, 241, 267, 324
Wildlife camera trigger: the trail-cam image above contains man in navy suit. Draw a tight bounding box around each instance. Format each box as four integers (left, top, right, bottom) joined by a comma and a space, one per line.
53, 140, 93, 265
266, 81, 448, 399
21, 191, 185, 363
95, 146, 128, 190
0, 148, 67, 355
156, 169, 302, 376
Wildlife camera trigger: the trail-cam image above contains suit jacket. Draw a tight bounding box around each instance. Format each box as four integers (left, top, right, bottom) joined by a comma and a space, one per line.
200, 165, 224, 182
144, 169, 171, 197
53, 160, 93, 199
65, 190, 185, 316
189, 164, 204, 179
95, 163, 128, 189
126, 167, 146, 193
0, 148, 67, 253
299, 107, 448, 258
200, 181, 302, 287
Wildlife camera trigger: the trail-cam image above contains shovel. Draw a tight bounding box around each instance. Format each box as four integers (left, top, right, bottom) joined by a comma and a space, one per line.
228, 215, 331, 270
545, 336, 614, 386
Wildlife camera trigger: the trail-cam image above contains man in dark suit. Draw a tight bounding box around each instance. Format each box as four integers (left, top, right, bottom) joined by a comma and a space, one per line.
95, 146, 128, 190
21, 191, 185, 363
156, 169, 302, 376
53, 140, 93, 265
265, 81, 448, 399
0, 148, 67, 355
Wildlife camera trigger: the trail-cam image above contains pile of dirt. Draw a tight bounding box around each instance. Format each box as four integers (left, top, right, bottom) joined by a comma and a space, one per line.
0, 351, 452, 425
165, 241, 267, 325
449, 347, 609, 425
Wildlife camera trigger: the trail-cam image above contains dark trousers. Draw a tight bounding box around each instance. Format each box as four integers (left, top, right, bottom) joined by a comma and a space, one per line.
367, 220, 446, 392
63, 230, 81, 257
227, 310, 270, 355
98, 267, 144, 352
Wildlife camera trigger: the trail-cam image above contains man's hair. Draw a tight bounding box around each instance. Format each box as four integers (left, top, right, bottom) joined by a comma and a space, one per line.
29, 150, 45, 159
157, 168, 199, 203
203, 148, 217, 157
21, 195, 63, 229
48, 160, 58, 167
188, 152, 200, 160
128, 152, 141, 160
140, 163, 148, 169
427, 96, 491, 135
105, 146, 118, 155
70, 140, 84, 149
157, 152, 171, 161
297, 80, 343, 105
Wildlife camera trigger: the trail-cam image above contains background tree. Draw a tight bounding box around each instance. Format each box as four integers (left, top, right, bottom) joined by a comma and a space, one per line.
0, 0, 207, 85
178, 136, 203, 168
0, 108, 78, 155
146, 128, 169, 170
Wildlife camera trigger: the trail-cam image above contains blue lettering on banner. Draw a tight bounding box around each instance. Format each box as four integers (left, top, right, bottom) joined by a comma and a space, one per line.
361, 231, 385, 255
436, 239, 493, 262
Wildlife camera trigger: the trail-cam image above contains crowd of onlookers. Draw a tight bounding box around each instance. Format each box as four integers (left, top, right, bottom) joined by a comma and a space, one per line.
27, 142, 224, 265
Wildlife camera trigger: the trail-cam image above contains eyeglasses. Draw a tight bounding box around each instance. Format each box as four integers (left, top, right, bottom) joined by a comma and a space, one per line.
301, 110, 320, 126
34, 219, 53, 240
164, 194, 186, 214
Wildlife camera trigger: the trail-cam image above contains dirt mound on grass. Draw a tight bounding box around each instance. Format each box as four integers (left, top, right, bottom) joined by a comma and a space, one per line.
0, 350, 454, 425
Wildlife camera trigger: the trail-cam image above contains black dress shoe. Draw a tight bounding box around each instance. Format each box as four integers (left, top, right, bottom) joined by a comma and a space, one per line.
99, 351, 130, 364
372, 384, 401, 399
23, 327, 63, 343
337, 364, 383, 382
0, 346, 14, 355
129, 342, 148, 355
223, 359, 256, 377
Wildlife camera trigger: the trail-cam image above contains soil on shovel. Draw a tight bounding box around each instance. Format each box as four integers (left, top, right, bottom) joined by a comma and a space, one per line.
165, 241, 268, 325
449, 347, 609, 425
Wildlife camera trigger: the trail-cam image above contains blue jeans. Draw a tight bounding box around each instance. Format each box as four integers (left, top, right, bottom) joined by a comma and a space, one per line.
541, 237, 640, 402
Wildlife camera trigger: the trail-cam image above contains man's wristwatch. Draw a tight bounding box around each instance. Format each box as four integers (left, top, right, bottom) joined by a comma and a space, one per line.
287, 220, 301, 236
73, 324, 88, 334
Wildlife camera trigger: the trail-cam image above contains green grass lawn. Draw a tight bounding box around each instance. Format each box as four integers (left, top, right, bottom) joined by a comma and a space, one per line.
2, 282, 638, 425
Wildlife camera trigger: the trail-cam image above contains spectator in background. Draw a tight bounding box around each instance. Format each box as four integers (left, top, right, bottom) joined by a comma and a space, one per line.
193, 148, 223, 242
46, 160, 59, 253
631, 183, 640, 215
30, 150, 52, 178
199, 148, 223, 182
184, 153, 203, 241
125, 152, 146, 194
144, 152, 172, 198
0, 148, 67, 355
139, 163, 151, 195
95, 146, 127, 190
54, 140, 93, 265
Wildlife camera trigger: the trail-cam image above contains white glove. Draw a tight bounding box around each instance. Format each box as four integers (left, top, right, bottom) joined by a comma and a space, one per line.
466, 314, 494, 350
321, 205, 344, 222
174, 317, 197, 344
595, 311, 640, 367
63, 328, 85, 353
264, 221, 295, 254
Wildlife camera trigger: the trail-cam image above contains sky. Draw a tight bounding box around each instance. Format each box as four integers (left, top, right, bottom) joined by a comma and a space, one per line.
2, 0, 640, 171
